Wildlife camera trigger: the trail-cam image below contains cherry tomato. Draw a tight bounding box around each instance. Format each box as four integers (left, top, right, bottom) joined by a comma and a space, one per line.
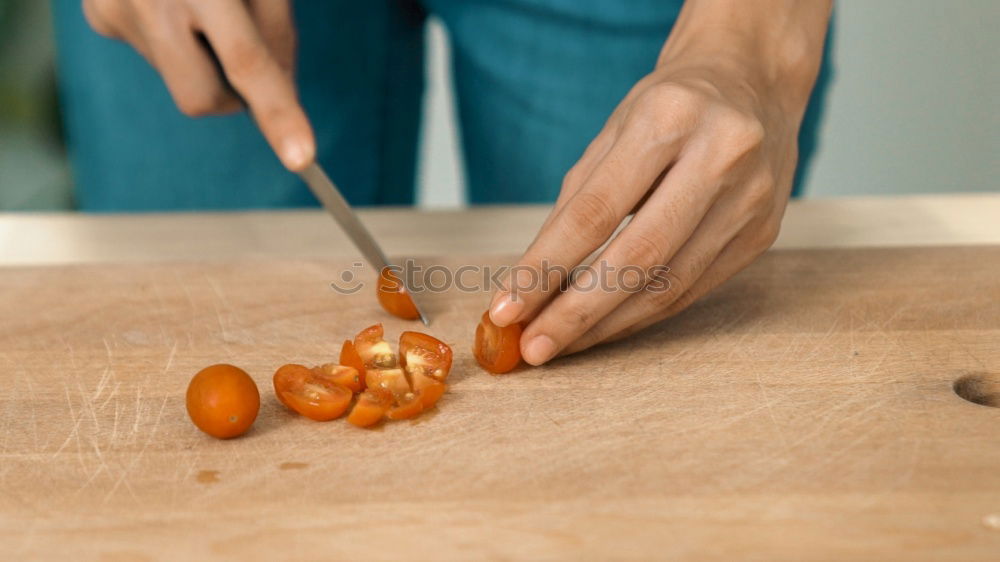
272, 363, 313, 408
274, 363, 353, 421
354, 323, 397, 369
365, 367, 411, 401
186, 364, 260, 439
377, 267, 420, 320
399, 331, 453, 382
339, 339, 366, 390
386, 392, 423, 420
313, 363, 362, 393
474, 310, 523, 374
347, 388, 394, 428
416, 380, 447, 409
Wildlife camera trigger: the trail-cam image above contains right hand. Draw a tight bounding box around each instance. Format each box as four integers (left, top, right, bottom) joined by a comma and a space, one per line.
83, 0, 315, 171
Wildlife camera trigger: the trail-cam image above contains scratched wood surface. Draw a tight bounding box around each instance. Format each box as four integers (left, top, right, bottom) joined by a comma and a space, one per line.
1, 246, 999, 561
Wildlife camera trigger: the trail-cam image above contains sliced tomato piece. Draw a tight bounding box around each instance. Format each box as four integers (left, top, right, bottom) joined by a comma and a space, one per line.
417, 380, 447, 409
339, 339, 366, 390
377, 267, 420, 320
274, 364, 353, 421
347, 388, 394, 428
312, 363, 362, 393
399, 331, 453, 383
474, 310, 523, 374
273, 364, 314, 408
354, 323, 397, 369
386, 392, 423, 420
365, 367, 411, 401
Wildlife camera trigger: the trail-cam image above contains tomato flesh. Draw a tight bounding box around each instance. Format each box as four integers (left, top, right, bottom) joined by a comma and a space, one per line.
365, 367, 411, 401
313, 363, 362, 393
377, 267, 420, 320
348, 388, 394, 428
274, 363, 353, 421
186, 364, 260, 439
386, 392, 423, 420
354, 324, 397, 369
474, 310, 523, 374
339, 340, 366, 390
399, 331, 453, 382
417, 380, 447, 409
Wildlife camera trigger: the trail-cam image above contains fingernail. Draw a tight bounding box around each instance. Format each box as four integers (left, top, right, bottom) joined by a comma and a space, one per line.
523, 335, 558, 365
283, 137, 313, 171
490, 293, 523, 327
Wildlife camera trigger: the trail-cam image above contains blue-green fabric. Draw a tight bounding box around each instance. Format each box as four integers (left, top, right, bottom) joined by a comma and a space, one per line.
52, 0, 830, 211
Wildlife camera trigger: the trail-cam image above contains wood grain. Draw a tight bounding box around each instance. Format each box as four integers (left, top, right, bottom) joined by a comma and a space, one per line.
1, 246, 999, 560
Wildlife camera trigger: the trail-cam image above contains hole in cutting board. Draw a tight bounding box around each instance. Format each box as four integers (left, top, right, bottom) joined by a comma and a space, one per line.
953, 373, 1000, 408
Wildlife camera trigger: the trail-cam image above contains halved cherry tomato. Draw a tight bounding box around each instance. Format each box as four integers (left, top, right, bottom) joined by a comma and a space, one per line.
399, 331, 453, 382
474, 310, 523, 374
416, 380, 447, 409
354, 324, 397, 369
313, 363, 362, 393
377, 267, 420, 320
339, 339, 366, 390
274, 363, 353, 421
186, 364, 260, 439
386, 392, 423, 420
365, 367, 411, 401
272, 363, 313, 408
347, 388, 394, 428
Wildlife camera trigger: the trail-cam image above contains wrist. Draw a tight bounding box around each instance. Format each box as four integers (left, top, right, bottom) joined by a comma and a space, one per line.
656, 0, 831, 116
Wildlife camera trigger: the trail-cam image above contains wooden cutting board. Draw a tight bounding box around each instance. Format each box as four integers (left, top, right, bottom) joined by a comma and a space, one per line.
1, 246, 998, 561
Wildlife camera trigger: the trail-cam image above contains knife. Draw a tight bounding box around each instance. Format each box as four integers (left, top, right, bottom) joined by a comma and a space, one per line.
299, 162, 430, 326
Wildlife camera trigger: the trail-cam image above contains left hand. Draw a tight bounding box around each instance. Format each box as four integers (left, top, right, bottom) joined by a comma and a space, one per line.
488, 21, 826, 365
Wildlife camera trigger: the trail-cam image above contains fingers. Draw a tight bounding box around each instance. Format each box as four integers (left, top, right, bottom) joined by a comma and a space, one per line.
522, 152, 731, 364
489, 113, 685, 331
147, 18, 243, 116
248, 0, 296, 73
194, 0, 314, 171
568, 213, 778, 355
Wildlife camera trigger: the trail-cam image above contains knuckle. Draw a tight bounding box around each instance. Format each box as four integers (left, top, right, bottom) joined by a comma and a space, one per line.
83, 0, 120, 37
620, 230, 667, 269
565, 191, 620, 239
648, 268, 685, 308
718, 108, 765, 151
175, 88, 229, 117
223, 43, 270, 87
745, 175, 776, 211
561, 164, 584, 193
755, 221, 781, 250
631, 83, 700, 135
562, 301, 595, 331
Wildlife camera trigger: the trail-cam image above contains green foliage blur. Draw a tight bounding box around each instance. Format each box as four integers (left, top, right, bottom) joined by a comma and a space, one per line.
0, 0, 73, 210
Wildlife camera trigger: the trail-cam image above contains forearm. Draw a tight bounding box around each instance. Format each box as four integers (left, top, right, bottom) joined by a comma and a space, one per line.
659, 0, 832, 115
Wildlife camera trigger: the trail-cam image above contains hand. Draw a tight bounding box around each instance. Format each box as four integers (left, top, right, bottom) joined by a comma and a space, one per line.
83, 0, 315, 170
488, 0, 831, 365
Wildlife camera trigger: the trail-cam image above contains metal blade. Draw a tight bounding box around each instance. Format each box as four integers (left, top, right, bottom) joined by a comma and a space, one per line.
299, 162, 430, 326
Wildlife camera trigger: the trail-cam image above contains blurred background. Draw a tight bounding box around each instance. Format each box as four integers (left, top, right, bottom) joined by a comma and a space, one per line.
1, 0, 996, 211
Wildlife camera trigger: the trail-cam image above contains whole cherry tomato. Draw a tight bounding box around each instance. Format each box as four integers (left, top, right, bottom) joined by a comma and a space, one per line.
474, 310, 523, 374
186, 364, 260, 439
377, 267, 419, 320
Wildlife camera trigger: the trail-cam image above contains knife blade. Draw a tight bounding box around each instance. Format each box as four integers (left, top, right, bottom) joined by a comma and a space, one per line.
299, 162, 430, 326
